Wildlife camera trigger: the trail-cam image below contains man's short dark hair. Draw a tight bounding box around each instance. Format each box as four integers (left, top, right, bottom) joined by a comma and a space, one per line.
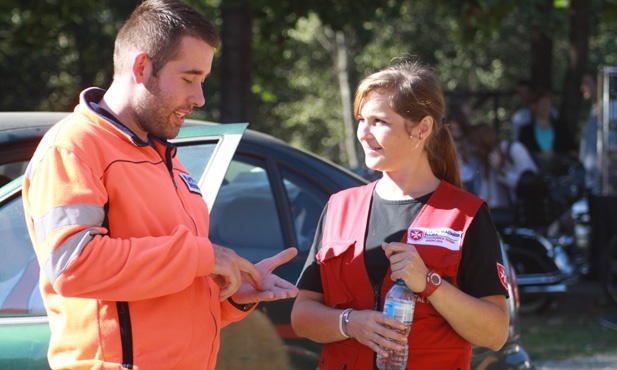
113, 0, 220, 77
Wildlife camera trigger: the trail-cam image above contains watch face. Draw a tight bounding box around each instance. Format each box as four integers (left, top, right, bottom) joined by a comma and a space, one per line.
430, 273, 441, 285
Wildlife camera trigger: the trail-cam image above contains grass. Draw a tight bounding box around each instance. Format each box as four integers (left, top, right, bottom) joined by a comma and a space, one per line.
520, 311, 617, 361
518, 283, 617, 362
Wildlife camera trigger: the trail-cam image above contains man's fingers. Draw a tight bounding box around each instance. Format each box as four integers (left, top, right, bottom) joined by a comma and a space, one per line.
274, 276, 298, 292
214, 270, 241, 302
218, 283, 235, 301
259, 248, 298, 272
237, 256, 265, 291
210, 274, 228, 289
257, 248, 298, 272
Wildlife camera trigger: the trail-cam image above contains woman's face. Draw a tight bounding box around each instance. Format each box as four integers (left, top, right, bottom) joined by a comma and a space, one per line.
532, 96, 552, 125
357, 91, 419, 172
580, 74, 597, 102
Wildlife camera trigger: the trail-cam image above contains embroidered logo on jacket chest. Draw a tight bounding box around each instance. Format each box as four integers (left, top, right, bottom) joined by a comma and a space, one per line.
179, 173, 202, 195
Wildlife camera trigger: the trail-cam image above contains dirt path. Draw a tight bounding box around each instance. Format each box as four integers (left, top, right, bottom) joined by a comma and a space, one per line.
535, 352, 617, 369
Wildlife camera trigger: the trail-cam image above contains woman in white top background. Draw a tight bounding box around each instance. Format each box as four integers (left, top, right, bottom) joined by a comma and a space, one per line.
467, 123, 538, 227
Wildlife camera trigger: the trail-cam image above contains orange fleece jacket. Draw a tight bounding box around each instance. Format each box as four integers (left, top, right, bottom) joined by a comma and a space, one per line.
22, 88, 252, 369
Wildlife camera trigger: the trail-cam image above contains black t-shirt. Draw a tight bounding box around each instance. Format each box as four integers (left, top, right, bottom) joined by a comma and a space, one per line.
296, 190, 508, 299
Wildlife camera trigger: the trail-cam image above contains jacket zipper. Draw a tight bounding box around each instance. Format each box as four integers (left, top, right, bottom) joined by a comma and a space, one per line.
164, 144, 177, 188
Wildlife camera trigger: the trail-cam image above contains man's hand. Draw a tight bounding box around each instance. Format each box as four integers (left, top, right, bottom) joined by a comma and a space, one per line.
211, 244, 265, 301
230, 247, 300, 304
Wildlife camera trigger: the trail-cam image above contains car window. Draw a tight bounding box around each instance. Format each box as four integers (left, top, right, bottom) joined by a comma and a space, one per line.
0, 195, 45, 316
174, 123, 247, 210
0, 163, 27, 186
175, 143, 217, 185
208, 156, 284, 263
280, 166, 329, 253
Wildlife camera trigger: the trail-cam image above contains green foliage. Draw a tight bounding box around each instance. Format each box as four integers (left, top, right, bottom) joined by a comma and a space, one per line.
0, 0, 138, 111
254, 0, 535, 162
1, 0, 617, 166
252, 12, 344, 154
590, 3, 617, 69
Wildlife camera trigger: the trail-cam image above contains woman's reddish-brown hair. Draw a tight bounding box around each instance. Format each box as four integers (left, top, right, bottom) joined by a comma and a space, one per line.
353, 60, 462, 189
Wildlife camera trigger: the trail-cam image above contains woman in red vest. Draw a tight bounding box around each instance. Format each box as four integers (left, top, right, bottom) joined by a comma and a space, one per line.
291, 60, 510, 370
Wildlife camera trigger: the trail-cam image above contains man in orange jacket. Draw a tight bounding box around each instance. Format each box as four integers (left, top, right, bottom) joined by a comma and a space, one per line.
22, 1, 298, 369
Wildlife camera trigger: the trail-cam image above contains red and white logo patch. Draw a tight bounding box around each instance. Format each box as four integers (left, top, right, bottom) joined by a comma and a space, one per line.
408, 228, 424, 241
406, 227, 462, 250
496, 262, 508, 290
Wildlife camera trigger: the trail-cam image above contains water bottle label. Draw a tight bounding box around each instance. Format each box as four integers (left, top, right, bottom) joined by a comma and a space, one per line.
383, 300, 414, 324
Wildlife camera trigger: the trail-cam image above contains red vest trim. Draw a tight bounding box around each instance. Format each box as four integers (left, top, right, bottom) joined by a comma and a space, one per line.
316, 181, 483, 370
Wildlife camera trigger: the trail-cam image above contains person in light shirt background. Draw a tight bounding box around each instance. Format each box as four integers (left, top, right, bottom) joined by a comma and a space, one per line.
467, 123, 538, 227
578, 70, 599, 193
518, 89, 578, 167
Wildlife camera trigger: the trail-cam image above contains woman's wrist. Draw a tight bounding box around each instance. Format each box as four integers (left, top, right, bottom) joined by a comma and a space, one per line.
339, 308, 353, 338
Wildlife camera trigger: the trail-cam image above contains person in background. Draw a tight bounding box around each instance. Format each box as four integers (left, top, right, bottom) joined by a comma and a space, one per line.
291, 60, 509, 370
447, 102, 477, 192
510, 79, 534, 140
579, 70, 599, 193
21, 1, 298, 369
511, 80, 559, 141
467, 123, 538, 228
518, 89, 577, 167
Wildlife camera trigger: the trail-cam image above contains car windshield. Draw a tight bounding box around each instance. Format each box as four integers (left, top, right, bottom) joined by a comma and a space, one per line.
175, 142, 217, 184
0, 193, 45, 315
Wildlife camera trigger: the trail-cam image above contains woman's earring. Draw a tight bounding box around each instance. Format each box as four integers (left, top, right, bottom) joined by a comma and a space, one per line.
418, 132, 423, 141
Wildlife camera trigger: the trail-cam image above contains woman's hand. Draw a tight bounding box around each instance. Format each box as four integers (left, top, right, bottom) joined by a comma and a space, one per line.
345, 309, 408, 357
382, 242, 429, 293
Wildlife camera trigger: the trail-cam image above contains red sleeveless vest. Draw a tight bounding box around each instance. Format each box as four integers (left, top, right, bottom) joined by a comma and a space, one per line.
316, 181, 483, 370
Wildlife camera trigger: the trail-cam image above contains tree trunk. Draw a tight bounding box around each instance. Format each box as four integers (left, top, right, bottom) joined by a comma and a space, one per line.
531, 31, 553, 92
220, 1, 253, 124
334, 30, 359, 169
530, 0, 554, 92
559, 0, 591, 137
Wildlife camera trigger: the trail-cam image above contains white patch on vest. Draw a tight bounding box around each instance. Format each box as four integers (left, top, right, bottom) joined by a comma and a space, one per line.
407, 227, 462, 251
179, 173, 202, 195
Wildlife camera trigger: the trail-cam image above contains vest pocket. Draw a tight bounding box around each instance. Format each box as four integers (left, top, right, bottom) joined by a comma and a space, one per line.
319, 341, 359, 370
407, 347, 470, 370
317, 240, 356, 261
318, 240, 356, 308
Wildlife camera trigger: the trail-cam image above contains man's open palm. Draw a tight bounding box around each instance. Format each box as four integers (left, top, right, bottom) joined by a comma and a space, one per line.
231, 248, 299, 304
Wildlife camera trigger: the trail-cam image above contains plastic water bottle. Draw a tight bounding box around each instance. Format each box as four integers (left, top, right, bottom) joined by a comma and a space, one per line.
376, 279, 416, 370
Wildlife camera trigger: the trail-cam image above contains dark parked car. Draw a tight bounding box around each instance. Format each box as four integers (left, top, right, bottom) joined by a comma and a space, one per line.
0, 112, 534, 369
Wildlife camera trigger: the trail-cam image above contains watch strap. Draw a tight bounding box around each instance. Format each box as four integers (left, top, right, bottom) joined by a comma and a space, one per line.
227, 297, 256, 311
420, 270, 441, 298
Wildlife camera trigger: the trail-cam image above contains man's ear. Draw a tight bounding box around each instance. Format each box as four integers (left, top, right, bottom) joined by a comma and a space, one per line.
131, 52, 152, 85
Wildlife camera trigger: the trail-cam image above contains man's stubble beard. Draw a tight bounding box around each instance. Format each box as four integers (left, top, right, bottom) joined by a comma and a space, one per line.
132, 75, 179, 140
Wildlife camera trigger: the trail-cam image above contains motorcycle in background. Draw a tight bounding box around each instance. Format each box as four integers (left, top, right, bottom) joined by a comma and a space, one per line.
498, 156, 590, 314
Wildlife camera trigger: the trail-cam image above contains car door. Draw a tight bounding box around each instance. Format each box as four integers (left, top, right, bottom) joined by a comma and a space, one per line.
0, 122, 246, 370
